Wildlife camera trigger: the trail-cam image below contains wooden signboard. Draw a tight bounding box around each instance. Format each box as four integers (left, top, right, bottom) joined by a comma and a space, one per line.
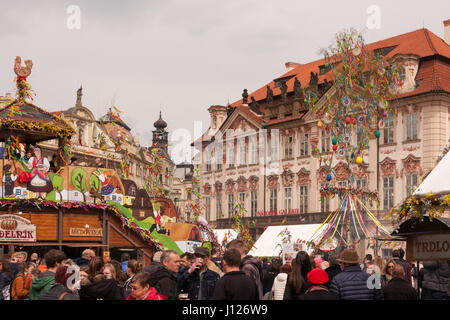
0, 214, 37, 242
407, 233, 450, 261
69, 228, 103, 237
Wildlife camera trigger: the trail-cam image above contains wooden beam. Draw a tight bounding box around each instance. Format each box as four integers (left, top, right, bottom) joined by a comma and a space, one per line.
109, 223, 152, 260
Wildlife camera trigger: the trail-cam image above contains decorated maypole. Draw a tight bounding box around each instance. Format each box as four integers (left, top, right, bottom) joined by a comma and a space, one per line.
305, 29, 402, 252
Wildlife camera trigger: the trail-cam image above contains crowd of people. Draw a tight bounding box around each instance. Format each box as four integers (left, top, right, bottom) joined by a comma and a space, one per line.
0, 243, 448, 300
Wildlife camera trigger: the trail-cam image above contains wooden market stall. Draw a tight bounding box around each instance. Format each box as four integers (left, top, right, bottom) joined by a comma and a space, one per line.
0, 57, 166, 264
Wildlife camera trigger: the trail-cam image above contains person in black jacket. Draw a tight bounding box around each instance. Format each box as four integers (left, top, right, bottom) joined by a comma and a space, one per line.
383, 264, 418, 300
324, 252, 341, 287
0, 260, 14, 300
178, 247, 220, 300
212, 248, 258, 300
262, 259, 280, 295
38, 266, 79, 300
79, 274, 124, 300
299, 268, 339, 300
283, 251, 312, 300
149, 250, 181, 300
330, 249, 383, 300
227, 239, 263, 299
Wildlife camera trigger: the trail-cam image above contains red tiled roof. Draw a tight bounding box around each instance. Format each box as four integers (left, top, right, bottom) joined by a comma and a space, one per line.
232, 28, 450, 106
196, 28, 450, 145
396, 57, 450, 99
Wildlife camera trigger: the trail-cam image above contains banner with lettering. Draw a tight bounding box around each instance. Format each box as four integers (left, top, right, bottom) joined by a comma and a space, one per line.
0, 214, 37, 242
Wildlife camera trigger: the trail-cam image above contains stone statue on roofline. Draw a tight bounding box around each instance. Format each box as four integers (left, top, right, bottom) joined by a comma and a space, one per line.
294, 77, 302, 99
280, 81, 288, 103
266, 85, 273, 107
242, 89, 248, 105
250, 96, 261, 114
309, 72, 319, 89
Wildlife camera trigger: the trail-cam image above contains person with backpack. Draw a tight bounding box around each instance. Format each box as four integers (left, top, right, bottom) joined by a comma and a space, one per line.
0, 260, 14, 300
38, 265, 79, 300
29, 249, 66, 300
11, 262, 35, 300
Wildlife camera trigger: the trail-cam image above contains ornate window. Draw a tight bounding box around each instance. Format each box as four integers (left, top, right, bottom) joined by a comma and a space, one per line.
406, 113, 418, 141
239, 192, 246, 210
321, 130, 330, 153
227, 140, 235, 168
284, 136, 293, 159
406, 174, 418, 198
270, 134, 279, 162
299, 133, 309, 156
320, 183, 329, 213
228, 193, 234, 217
250, 136, 258, 165
251, 190, 257, 217
383, 117, 394, 144
216, 194, 222, 218
299, 185, 308, 214
270, 189, 277, 212
383, 176, 394, 210
238, 138, 246, 165
284, 187, 292, 211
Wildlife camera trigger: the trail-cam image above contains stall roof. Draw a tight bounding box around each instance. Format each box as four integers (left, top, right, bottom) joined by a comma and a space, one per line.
248, 224, 323, 257
213, 229, 238, 245
391, 216, 450, 237
414, 150, 450, 197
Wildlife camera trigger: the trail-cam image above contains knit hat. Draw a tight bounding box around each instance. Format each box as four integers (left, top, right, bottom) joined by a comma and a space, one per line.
307, 268, 329, 285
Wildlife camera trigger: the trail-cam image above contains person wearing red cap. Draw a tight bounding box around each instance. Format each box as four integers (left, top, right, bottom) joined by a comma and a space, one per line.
298, 268, 339, 300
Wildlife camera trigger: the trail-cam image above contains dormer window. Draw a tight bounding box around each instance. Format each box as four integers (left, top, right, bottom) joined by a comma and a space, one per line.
374, 45, 397, 57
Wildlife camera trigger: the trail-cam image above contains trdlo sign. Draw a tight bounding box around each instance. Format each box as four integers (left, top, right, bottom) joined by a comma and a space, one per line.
0, 214, 37, 242
409, 233, 450, 261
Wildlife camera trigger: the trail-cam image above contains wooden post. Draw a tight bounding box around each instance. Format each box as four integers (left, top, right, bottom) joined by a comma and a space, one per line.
58, 208, 63, 251
102, 209, 109, 253
57, 137, 67, 168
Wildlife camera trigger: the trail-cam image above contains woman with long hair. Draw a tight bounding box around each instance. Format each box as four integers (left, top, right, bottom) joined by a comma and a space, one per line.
88, 256, 104, 281
123, 259, 143, 298
0, 260, 14, 300
11, 262, 36, 300
283, 251, 312, 300
382, 260, 396, 287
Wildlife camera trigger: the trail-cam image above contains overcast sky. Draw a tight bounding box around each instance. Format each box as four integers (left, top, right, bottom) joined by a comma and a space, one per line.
1, 0, 449, 163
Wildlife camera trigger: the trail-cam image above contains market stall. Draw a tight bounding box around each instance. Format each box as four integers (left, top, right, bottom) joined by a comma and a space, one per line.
248, 224, 324, 257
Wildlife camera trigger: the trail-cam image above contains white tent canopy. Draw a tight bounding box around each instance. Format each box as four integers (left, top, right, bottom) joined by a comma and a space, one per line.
248, 224, 324, 257
414, 150, 450, 196
213, 229, 238, 244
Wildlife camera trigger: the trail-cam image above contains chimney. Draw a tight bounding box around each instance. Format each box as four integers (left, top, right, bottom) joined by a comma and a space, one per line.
285, 62, 302, 72
444, 19, 450, 45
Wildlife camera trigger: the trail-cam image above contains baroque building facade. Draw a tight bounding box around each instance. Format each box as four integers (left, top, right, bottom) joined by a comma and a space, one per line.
194, 26, 450, 244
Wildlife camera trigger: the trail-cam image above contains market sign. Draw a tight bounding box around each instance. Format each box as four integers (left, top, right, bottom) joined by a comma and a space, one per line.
69, 228, 103, 237
257, 209, 300, 216
0, 214, 37, 242
408, 233, 450, 261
